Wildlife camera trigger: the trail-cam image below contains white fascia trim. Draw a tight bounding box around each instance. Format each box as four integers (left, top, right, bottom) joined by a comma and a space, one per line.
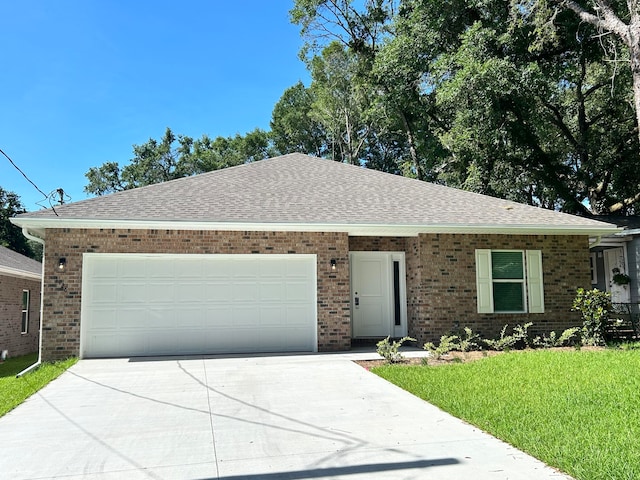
0, 266, 41, 281
613, 228, 640, 237
10, 217, 622, 237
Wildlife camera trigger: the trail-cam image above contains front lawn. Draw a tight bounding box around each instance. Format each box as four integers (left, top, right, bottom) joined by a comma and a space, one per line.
0, 353, 77, 417
373, 349, 640, 480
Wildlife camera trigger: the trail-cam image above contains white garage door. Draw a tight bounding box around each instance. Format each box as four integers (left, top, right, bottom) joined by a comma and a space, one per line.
80, 254, 317, 358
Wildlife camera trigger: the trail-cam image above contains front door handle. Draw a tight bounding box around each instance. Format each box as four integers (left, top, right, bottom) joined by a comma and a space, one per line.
354, 295, 359, 308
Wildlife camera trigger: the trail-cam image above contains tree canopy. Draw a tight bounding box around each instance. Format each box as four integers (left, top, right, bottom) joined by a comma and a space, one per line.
84, 0, 640, 215
0, 187, 42, 260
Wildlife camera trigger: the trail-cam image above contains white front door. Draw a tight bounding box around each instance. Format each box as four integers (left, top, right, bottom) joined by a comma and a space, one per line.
604, 247, 631, 303
350, 252, 407, 338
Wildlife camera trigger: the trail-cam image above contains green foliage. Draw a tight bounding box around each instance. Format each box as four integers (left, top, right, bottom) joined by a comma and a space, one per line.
376, 336, 416, 363
0, 354, 78, 417
572, 288, 611, 346
85, 127, 276, 195
512, 322, 533, 349
458, 327, 481, 352
423, 334, 460, 360
287, 0, 640, 214
271, 81, 328, 157
374, 349, 640, 479
0, 187, 38, 259
533, 327, 581, 348
484, 324, 518, 351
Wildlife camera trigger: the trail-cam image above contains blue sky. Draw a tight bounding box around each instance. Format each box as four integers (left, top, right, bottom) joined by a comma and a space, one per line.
1, 1, 309, 211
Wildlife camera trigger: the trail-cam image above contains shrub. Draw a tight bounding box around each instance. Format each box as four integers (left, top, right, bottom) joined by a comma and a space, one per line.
458, 327, 481, 352
376, 336, 416, 363
423, 334, 460, 360
572, 288, 611, 346
533, 327, 581, 348
484, 324, 518, 351
512, 322, 533, 349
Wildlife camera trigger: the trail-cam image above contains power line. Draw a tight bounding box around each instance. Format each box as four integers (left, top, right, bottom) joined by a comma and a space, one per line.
0, 147, 49, 199
1, 147, 60, 215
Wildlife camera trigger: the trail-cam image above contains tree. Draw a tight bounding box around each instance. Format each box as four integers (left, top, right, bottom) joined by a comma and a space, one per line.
528, 0, 640, 212
0, 187, 39, 259
270, 81, 328, 157
387, 0, 639, 213
85, 128, 276, 195
540, 1, 640, 145
309, 42, 373, 163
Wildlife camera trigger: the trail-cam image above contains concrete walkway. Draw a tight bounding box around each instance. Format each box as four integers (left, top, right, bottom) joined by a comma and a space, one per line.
0, 351, 572, 480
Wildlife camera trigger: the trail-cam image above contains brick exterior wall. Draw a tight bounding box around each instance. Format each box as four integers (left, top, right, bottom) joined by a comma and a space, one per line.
41, 229, 591, 360
351, 234, 590, 345
405, 234, 590, 345
0, 274, 41, 357
42, 229, 350, 361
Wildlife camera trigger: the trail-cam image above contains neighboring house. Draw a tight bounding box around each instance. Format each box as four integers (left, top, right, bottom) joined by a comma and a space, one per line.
11, 153, 617, 361
590, 216, 640, 305
0, 245, 42, 357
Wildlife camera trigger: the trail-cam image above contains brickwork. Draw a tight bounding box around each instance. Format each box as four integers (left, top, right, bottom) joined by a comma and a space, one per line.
41, 228, 592, 360
41, 229, 350, 360
406, 234, 591, 346
348, 236, 408, 252
0, 274, 41, 357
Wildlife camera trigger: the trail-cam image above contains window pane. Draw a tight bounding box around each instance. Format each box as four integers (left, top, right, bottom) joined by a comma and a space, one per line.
493, 283, 524, 311
492, 252, 524, 279
21, 312, 28, 333
22, 290, 29, 309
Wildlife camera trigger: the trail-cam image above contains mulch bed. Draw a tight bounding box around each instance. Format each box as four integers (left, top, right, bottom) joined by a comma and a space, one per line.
355, 346, 605, 369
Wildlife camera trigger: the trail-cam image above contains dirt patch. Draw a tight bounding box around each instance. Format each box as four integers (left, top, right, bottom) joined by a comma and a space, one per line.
355, 346, 606, 369
355, 350, 503, 368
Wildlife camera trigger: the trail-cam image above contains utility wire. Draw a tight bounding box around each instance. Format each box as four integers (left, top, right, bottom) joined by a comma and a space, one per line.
1, 147, 49, 199
1, 147, 59, 215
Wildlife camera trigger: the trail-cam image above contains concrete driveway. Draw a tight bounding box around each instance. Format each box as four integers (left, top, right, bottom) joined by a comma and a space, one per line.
0, 352, 571, 480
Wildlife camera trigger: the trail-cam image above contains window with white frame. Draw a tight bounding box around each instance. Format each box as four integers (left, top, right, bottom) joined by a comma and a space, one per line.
21, 290, 30, 334
475, 250, 544, 314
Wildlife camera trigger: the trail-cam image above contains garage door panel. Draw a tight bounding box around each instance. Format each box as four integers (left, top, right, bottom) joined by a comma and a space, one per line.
233, 306, 260, 326
174, 283, 205, 302
178, 260, 208, 279
147, 308, 176, 328
81, 254, 317, 358
205, 282, 233, 300
118, 259, 148, 279
286, 259, 314, 277
119, 283, 147, 303
260, 306, 285, 325
232, 283, 259, 302
147, 283, 175, 302
177, 308, 206, 327
114, 307, 148, 329
232, 260, 260, 278
88, 283, 118, 304
260, 261, 286, 278
287, 282, 313, 302
146, 259, 174, 278
260, 283, 285, 302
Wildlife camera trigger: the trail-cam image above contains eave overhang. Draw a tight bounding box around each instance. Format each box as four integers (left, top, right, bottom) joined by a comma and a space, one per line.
10, 217, 622, 239
0, 265, 41, 281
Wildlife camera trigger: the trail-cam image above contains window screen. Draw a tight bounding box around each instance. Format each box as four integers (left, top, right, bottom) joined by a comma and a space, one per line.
492, 252, 525, 312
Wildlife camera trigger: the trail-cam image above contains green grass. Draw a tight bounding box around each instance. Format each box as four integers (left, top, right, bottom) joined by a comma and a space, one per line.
0, 353, 77, 417
373, 349, 640, 480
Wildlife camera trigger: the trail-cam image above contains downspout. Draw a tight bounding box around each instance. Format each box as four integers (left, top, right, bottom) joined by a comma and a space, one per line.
16, 228, 45, 378
589, 235, 603, 249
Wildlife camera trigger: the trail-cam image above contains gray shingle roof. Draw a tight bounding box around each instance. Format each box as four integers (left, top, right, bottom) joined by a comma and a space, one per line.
0, 245, 42, 276
14, 153, 617, 234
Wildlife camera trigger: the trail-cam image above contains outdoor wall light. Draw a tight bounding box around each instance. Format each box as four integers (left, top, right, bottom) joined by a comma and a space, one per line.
57, 258, 66, 272
330, 259, 337, 271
